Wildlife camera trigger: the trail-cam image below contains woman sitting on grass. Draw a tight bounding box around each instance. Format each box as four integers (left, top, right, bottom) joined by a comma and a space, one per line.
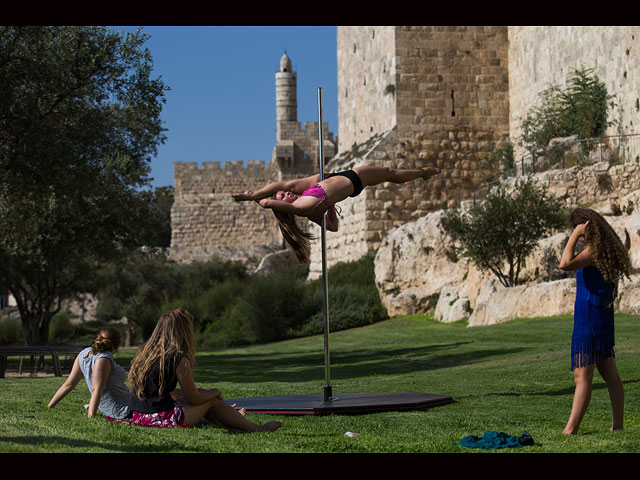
124, 307, 281, 432
48, 327, 132, 420
232, 165, 440, 262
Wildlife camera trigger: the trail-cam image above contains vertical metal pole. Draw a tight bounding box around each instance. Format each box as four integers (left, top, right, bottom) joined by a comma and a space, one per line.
317, 87, 332, 402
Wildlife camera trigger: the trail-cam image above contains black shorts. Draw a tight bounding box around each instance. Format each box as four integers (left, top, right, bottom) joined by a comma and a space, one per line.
325, 170, 363, 197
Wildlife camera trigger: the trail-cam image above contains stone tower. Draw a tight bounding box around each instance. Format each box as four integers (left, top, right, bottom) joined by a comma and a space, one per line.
275, 51, 297, 139
272, 51, 336, 178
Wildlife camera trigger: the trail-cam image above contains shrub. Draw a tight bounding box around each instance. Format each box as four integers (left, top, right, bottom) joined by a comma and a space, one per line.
49, 311, 75, 345
292, 256, 387, 337
0, 317, 25, 345
296, 282, 387, 337
94, 251, 387, 348
482, 139, 516, 181
94, 251, 247, 341
199, 257, 387, 347
212, 265, 314, 346
520, 67, 616, 151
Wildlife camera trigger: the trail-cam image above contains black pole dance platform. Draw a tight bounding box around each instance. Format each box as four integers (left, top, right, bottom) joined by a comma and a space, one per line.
225, 392, 453, 416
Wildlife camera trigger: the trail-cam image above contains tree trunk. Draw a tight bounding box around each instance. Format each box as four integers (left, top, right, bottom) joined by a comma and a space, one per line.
21, 313, 53, 345
22, 315, 43, 346
125, 317, 135, 347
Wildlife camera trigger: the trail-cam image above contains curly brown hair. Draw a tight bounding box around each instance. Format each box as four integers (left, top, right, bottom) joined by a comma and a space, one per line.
569, 208, 631, 299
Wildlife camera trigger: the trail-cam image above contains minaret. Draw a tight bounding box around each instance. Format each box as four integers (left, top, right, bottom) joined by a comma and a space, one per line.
275, 50, 297, 141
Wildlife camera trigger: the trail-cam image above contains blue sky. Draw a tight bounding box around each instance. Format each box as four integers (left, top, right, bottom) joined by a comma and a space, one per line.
110, 26, 338, 190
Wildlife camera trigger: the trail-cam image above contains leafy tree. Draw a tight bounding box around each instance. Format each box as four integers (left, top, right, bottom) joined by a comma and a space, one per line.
520, 67, 616, 151
558, 67, 615, 140
482, 138, 515, 181
0, 26, 168, 344
520, 85, 564, 151
92, 250, 181, 345
147, 185, 174, 249
441, 177, 566, 287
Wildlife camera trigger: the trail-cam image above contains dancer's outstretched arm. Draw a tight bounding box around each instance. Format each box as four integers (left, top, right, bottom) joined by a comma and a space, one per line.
232, 175, 320, 202
257, 197, 316, 216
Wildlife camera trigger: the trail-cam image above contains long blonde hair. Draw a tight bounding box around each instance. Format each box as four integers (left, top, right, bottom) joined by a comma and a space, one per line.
273, 210, 315, 263
127, 308, 196, 399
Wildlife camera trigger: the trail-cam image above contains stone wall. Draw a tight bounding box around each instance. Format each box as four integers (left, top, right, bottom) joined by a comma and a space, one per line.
309, 26, 510, 277
170, 160, 284, 265
508, 26, 640, 153
337, 26, 397, 153
531, 162, 640, 212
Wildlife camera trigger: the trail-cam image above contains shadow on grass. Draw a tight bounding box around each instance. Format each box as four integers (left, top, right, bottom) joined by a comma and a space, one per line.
469, 378, 640, 399
1, 435, 214, 453
532, 377, 640, 397
193, 341, 525, 385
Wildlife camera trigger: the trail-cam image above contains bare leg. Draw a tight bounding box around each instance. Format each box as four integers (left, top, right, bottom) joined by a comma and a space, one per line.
596, 356, 624, 431
353, 165, 439, 188
182, 397, 281, 432
563, 365, 594, 435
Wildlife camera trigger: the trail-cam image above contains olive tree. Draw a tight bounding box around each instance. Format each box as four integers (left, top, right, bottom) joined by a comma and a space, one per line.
441, 177, 566, 288
0, 26, 168, 344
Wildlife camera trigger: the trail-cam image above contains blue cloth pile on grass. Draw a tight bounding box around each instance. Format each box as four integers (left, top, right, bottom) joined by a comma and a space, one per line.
454, 431, 534, 449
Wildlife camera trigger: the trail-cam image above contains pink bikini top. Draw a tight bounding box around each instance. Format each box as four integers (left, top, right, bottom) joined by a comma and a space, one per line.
300, 184, 328, 201
300, 184, 342, 216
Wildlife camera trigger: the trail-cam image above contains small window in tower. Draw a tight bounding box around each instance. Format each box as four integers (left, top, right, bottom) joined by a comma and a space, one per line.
451, 89, 456, 117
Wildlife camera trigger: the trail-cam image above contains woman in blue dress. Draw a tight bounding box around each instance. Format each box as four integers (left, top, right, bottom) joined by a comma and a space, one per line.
559, 208, 631, 435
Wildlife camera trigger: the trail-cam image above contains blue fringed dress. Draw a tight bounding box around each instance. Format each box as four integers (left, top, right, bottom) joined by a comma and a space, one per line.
571, 266, 616, 370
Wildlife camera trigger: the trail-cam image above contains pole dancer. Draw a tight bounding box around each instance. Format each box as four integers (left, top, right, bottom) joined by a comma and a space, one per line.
231, 165, 439, 263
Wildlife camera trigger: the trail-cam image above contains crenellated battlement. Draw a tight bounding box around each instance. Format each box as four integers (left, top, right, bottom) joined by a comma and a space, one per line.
174, 160, 278, 197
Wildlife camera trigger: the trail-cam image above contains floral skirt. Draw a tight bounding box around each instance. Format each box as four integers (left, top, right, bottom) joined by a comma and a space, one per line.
107, 400, 191, 429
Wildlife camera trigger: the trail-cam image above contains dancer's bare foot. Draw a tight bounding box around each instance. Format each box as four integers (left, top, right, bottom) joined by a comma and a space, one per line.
421, 167, 440, 179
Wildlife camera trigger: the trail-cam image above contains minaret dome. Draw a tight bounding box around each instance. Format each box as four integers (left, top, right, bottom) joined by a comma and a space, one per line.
280, 51, 293, 72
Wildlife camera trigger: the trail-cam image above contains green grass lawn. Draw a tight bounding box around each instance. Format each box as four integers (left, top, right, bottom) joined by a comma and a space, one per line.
2, 313, 640, 453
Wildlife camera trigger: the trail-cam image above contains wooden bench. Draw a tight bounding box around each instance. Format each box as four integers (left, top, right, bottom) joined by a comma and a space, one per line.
0, 346, 84, 378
